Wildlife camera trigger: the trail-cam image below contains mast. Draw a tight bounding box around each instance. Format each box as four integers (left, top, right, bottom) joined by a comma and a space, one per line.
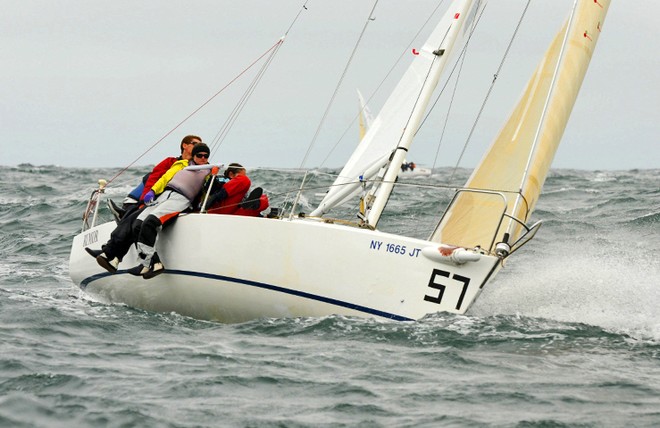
311, 0, 481, 219
365, 0, 480, 227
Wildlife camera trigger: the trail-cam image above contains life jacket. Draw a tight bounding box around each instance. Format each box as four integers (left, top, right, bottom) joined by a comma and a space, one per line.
166, 164, 210, 201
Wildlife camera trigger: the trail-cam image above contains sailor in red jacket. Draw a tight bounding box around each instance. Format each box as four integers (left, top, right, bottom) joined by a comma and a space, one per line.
206, 163, 269, 216
207, 163, 250, 214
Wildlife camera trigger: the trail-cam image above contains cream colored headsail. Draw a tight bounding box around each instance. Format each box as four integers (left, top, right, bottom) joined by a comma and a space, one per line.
432, 0, 610, 251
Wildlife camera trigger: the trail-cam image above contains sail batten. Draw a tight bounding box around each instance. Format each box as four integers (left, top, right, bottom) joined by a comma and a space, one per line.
432, 0, 610, 251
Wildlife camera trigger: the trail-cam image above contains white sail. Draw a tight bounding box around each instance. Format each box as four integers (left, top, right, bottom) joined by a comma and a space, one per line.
311, 0, 481, 218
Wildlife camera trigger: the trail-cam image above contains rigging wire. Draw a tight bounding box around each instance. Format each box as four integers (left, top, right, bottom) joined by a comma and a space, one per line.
417, 1, 487, 132
299, 0, 380, 169
105, 39, 284, 186
106, 1, 315, 186
285, 0, 312, 36
250, 166, 522, 208
510, 0, 579, 229
208, 41, 284, 155
318, 0, 448, 169
430, 52, 466, 171
429, 1, 485, 171
208, 0, 313, 155
447, 0, 532, 184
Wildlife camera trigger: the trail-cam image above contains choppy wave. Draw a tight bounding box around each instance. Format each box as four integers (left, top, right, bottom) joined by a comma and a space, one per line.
1, 165, 659, 426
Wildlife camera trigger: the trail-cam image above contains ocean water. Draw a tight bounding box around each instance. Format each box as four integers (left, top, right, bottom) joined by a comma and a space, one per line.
1, 165, 659, 427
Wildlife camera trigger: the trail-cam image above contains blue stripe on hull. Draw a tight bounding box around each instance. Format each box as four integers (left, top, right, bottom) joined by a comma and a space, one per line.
80, 270, 414, 322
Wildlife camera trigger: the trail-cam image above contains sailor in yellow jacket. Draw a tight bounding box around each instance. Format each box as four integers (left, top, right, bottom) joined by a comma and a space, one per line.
129, 143, 215, 279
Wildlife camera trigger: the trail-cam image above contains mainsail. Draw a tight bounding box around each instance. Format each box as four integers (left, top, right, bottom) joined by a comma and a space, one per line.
311, 0, 482, 218
432, 0, 610, 251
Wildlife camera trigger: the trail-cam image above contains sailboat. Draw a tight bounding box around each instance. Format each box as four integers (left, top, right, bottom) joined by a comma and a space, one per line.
358, 89, 432, 179
69, 0, 610, 323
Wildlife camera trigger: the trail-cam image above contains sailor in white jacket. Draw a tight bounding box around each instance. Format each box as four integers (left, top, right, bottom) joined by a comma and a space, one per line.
129, 143, 216, 279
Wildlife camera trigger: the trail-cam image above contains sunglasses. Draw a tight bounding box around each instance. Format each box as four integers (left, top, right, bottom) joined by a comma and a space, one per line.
194, 153, 209, 159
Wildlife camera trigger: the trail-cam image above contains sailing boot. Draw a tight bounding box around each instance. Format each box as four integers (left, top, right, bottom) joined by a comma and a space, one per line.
127, 263, 149, 277
142, 253, 165, 280
107, 199, 126, 223
240, 187, 263, 210
127, 250, 149, 276
96, 253, 119, 274
85, 247, 102, 258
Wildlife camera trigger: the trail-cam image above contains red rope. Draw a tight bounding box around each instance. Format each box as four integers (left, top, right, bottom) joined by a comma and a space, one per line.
107, 38, 284, 185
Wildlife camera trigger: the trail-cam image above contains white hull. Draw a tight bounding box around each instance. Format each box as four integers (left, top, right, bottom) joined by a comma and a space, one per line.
70, 214, 500, 323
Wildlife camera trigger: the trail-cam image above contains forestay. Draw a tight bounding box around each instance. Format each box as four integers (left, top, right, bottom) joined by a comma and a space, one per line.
432, 0, 610, 251
311, 0, 483, 220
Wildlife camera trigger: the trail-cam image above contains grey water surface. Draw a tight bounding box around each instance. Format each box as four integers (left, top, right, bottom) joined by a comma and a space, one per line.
1, 165, 658, 427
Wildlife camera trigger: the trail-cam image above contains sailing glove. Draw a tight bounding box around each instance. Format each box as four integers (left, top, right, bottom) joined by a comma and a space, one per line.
143, 190, 156, 205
